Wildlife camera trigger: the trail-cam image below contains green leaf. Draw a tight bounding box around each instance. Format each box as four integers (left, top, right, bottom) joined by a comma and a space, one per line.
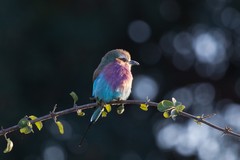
29, 115, 43, 131
55, 121, 64, 134
194, 116, 202, 125
175, 105, 185, 113
77, 109, 85, 116
172, 97, 182, 106
172, 97, 177, 106
157, 100, 174, 112
140, 104, 148, 111
171, 115, 177, 121
18, 117, 34, 134
20, 125, 33, 134
170, 109, 177, 121
18, 116, 29, 128
104, 104, 112, 112
3, 138, 13, 153
117, 105, 125, 114
70, 91, 78, 104
101, 111, 108, 117
163, 111, 170, 118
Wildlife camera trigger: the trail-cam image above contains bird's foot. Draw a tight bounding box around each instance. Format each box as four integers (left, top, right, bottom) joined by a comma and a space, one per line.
110, 98, 122, 106
89, 96, 97, 102
116, 98, 122, 102
96, 98, 106, 107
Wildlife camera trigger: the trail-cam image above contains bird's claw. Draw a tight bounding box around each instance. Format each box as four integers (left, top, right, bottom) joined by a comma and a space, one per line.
89, 96, 96, 102
96, 98, 106, 106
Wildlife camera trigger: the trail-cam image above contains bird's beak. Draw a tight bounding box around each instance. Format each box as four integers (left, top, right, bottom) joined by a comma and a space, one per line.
129, 60, 140, 66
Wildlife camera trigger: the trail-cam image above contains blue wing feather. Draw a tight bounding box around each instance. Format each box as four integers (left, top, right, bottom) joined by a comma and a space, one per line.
92, 73, 121, 102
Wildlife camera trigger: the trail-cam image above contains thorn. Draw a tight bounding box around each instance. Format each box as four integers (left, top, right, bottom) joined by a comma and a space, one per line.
221, 127, 232, 136
52, 104, 57, 113
145, 96, 150, 103
224, 127, 232, 134
50, 104, 58, 122
201, 113, 216, 119
50, 104, 57, 114
144, 97, 150, 108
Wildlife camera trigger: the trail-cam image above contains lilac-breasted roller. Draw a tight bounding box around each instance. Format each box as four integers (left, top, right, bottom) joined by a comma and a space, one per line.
79, 49, 139, 146
91, 49, 139, 122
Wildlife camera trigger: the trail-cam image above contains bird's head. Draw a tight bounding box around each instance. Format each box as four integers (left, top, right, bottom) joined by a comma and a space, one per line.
101, 49, 139, 67
93, 49, 139, 80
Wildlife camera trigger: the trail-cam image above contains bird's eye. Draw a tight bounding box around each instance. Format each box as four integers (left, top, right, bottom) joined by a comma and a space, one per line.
119, 58, 128, 62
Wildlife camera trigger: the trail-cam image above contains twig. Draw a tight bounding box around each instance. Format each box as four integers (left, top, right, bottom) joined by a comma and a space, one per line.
0, 100, 239, 139
178, 111, 240, 137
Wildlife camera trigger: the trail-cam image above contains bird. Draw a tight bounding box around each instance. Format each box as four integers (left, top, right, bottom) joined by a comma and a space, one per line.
79, 49, 139, 146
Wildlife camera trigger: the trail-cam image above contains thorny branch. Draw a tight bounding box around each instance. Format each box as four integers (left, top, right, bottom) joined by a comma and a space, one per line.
0, 100, 240, 138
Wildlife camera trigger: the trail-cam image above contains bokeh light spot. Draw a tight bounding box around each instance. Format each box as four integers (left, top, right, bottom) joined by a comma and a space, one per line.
156, 124, 183, 149
128, 20, 151, 43
197, 138, 220, 160
194, 61, 228, 79
173, 32, 192, 55
186, 121, 209, 149
193, 33, 220, 63
224, 103, 240, 129
194, 83, 215, 105
175, 133, 196, 156
218, 149, 239, 160
43, 145, 65, 160
172, 87, 193, 107
159, 32, 176, 56
221, 7, 240, 30
132, 75, 158, 100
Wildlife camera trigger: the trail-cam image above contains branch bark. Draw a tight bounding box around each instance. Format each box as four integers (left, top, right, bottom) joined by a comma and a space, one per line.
1, 100, 240, 139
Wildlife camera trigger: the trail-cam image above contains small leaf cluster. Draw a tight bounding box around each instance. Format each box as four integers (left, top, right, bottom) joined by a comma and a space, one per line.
2, 91, 82, 153
102, 104, 111, 117
139, 97, 150, 111
157, 98, 185, 120
18, 115, 43, 134
2, 115, 44, 153
70, 91, 86, 117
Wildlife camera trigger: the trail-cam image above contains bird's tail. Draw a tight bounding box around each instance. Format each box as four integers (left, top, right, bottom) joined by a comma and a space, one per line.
79, 107, 104, 147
